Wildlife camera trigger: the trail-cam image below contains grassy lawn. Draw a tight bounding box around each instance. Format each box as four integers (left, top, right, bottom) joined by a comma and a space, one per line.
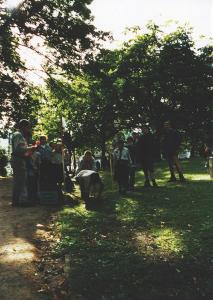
57, 158, 213, 299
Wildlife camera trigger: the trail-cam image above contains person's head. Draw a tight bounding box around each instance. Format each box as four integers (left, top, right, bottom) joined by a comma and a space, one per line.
84, 150, 93, 161
127, 136, 134, 145
39, 135, 47, 145
117, 139, 124, 149
18, 119, 31, 137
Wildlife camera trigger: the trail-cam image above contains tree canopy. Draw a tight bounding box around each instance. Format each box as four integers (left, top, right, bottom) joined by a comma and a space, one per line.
0, 1, 212, 154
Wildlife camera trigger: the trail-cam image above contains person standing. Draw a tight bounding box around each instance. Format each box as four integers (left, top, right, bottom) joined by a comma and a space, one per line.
126, 136, 136, 190
11, 119, 37, 207
51, 142, 64, 200
26, 140, 41, 204
37, 135, 52, 190
161, 121, 186, 182
136, 125, 158, 187
113, 139, 132, 194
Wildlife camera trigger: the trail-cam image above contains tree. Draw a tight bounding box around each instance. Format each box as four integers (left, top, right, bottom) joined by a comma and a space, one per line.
114, 23, 213, 151
0, 0, 107, 132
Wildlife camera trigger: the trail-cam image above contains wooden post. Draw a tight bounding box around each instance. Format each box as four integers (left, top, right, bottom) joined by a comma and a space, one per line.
209, 157, 213, 179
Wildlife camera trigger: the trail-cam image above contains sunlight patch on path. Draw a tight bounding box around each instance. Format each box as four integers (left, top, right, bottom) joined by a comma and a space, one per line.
0, 237, 35, 264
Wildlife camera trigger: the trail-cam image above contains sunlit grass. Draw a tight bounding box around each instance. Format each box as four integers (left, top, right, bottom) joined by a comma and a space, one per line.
135, 227, 186, 257
57, 157, 213, 299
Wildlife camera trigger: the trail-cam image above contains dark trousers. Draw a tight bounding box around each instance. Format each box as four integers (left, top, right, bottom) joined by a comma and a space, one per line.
141, 159, 154, 181
114, 160, 129, 192
12, 159, 28, 205
167, 155, 184, 178
128, 166, 136, 188
28, 174, 39, 203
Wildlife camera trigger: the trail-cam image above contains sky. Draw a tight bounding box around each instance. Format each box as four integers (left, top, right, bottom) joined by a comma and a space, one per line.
4, 0, 213, 84
90, 0, 213, 47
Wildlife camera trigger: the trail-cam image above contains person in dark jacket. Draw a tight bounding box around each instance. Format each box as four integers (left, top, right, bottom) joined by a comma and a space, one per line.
136, 126, 158, 187
161, 121, 186, 182
126, 136, 137, 190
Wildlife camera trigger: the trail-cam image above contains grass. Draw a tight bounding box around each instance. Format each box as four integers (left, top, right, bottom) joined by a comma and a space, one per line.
56, 158, 213, 299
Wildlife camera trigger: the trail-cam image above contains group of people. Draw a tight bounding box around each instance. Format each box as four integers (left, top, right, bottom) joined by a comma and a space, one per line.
11, 119, 64, 207
113, 121, 186, 194
11, 118, 187, 207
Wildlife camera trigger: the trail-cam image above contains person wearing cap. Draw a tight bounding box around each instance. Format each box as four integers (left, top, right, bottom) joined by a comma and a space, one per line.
113, 139, 132, 194
11, 119, 37, 206
161, 121, 186, 182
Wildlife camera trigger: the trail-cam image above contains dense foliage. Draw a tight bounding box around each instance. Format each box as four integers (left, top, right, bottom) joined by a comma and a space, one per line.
0, 0, 106, 132
34, 24, 212, 155
0, 1, 212, 154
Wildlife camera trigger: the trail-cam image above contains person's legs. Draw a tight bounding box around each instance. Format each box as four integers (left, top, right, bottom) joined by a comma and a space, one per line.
118, 162, 129, 193
167, 156, 177, 181
129, 166, 135, 190
12, 160, 28, 206
148, 161, 158, 187
173, 155, 185, 181
115, 164, 122, 193
142, 161, 151, 187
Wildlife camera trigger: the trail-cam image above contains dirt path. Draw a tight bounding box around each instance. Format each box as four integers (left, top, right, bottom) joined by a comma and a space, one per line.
0, 177, 58, 300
